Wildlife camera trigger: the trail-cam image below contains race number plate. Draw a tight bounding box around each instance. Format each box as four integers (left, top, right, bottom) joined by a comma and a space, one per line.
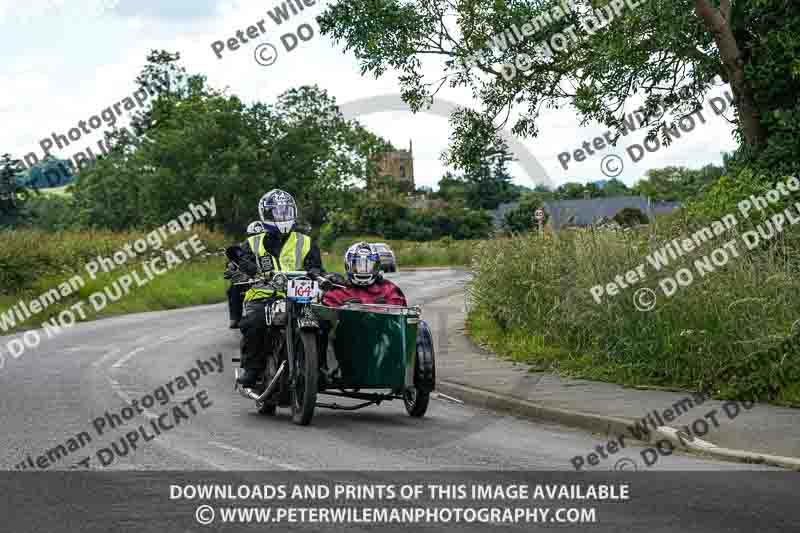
287, 279, 318, 303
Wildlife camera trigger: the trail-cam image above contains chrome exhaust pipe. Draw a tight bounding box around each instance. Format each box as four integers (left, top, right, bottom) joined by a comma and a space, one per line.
237, 386, 258, 400
234, 369, 263, 401
256, 361, 286, 402
238, 387, 260, 400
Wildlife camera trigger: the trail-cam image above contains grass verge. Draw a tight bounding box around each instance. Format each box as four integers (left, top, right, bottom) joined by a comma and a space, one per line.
465, 219, 800, 406
0, 227, 228, 335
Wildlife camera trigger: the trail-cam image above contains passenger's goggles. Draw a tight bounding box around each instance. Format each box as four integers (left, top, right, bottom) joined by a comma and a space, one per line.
350, 253, 379, 274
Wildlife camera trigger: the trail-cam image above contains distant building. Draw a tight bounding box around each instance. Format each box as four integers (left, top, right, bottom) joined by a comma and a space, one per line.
544, 196, 681, 230
374, 140, 415, 192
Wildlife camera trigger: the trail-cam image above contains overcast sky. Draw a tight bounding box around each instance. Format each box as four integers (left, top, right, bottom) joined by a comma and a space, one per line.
0, 0, 739, 191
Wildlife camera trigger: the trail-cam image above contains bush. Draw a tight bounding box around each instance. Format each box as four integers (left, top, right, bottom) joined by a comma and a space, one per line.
20, 194, 82, 232
387, 219, 433, 241
613, 207, 648, 227
410, 207, 493, 240
503, 195, 547, 233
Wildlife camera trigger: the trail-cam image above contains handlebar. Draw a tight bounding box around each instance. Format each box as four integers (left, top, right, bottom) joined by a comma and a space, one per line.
232, 271, 348, 290
231, 270, 296, 291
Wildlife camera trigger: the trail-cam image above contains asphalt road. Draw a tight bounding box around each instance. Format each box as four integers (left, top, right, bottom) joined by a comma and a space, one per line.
0, 269, 796, 532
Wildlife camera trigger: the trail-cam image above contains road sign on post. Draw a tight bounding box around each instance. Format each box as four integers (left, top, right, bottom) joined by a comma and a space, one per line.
534, 208, 545, 236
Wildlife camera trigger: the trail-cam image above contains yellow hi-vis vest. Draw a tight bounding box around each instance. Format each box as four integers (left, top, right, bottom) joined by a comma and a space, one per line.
244, 231, 312, 302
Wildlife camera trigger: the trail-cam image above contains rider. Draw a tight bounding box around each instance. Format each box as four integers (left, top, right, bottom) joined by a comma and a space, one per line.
224, 221, 266, 329
322, 242, 407, 307
235, 190, 324, 387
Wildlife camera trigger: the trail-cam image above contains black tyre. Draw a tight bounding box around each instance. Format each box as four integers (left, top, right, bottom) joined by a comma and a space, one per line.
291, 331, 319, 426
406, 320, 436, 417
415, 320, 436, 392
404, 387, 430, 417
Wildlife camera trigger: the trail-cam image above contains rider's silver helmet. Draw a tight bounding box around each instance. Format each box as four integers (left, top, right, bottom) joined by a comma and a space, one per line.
344, 242, 381, 286
246, 220, 266, 235
258, 189, 297, 235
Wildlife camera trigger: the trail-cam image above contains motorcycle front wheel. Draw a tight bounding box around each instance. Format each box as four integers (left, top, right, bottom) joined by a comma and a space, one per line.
291, 331, 319, 426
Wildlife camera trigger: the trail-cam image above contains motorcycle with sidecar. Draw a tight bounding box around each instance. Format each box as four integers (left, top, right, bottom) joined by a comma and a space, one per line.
226, 247, 436, 426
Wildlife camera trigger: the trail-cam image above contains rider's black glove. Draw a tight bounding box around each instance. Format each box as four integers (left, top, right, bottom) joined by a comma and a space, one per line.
223, 262, 239, 279
318, 272, 347, 291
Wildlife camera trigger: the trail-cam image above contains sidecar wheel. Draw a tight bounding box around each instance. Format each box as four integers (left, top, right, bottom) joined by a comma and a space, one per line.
404, 388, 430, 417
291, 331, 319, 426
414, 320, 436, 393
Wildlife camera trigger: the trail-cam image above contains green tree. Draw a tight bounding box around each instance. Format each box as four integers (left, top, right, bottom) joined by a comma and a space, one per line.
463, 145, 518, 210
555, 182, 586, 199
319, 0, 800, 175
352, 189, 409, 235
603, 178, 630, 197
584, 182, 606, 198
435, 172, 467, 206
632, 164, 724, 202
71, 52, 392, 233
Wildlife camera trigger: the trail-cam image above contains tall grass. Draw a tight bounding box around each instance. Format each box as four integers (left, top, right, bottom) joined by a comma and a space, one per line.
467, 221, 800, 405
0, 225, 228, 295
0, 226, 229, 333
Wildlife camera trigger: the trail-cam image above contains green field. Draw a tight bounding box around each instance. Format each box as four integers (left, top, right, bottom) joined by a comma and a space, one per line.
0, 229, 474, 335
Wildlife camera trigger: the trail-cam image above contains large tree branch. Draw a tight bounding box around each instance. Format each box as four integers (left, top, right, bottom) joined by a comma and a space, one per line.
693, 0, 766, 148
719, 0, 731, 21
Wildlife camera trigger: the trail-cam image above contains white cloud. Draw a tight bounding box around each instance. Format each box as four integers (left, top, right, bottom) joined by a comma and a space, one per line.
0, 0, 737, 189
0, 0, 121, 26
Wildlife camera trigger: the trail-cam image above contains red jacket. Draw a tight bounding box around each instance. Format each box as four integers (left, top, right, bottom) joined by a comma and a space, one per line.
322, 278, 407, 307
